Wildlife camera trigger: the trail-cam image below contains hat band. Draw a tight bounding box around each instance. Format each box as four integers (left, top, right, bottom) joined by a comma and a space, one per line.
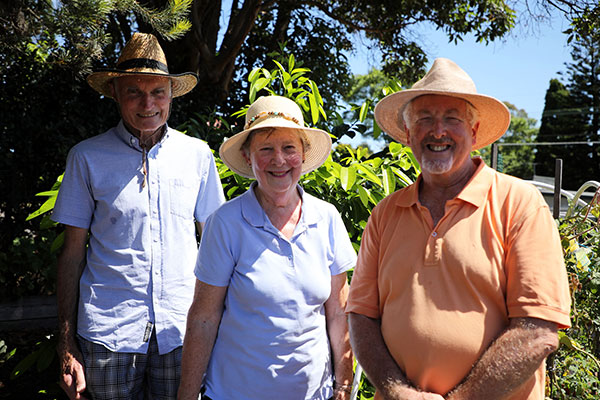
245, 111, 301, 130
116, 58, 169, 73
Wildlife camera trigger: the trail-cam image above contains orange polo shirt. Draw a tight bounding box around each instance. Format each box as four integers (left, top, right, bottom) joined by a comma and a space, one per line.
347, 158, 571, 399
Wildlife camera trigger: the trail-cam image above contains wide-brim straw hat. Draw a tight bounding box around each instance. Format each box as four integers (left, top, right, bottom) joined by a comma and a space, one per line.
374, 58, 510, 150
87, 32, 198, 98
219, 96, 332, 179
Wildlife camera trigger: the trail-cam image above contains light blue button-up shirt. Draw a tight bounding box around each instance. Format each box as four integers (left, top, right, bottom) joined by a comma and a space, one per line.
196, 183, 357, 399
52, 121, 225, 354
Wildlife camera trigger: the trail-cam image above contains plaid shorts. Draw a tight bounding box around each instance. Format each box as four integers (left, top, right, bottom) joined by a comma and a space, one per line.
78, 331, 182, 400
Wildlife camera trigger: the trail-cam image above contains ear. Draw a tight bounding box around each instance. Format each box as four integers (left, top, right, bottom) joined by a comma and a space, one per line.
404, 123, 411, 145
241, 149, 251, 165
109, 79, 118, 101
471, 121, 480, 145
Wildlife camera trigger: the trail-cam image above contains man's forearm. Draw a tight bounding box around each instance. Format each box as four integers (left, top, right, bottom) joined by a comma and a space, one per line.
56, 227, 88, 347
348, 313, 443, 399
446, 317, 559, 400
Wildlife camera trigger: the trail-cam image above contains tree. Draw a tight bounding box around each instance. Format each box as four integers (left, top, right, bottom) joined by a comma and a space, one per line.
480, 103, 538, 179
150, 0, 516, 114
534, 22, 600, 189
0, 0, 192, 265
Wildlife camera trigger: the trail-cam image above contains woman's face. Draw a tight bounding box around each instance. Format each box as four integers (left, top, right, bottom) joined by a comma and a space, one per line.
244, 128, 304, 199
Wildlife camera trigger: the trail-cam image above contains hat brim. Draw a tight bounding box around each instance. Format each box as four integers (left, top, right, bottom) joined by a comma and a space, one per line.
374, 89, 510, 150
219, 122, 332, 179
87, 69, 198, 98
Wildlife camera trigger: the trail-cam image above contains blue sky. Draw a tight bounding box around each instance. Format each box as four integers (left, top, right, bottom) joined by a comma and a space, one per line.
348, 12, 573, 124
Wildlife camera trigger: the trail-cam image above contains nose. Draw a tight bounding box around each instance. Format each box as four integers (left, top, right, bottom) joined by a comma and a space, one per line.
431, 118, 447, 138
272, 148, 285, 165
140, 93, 154, 109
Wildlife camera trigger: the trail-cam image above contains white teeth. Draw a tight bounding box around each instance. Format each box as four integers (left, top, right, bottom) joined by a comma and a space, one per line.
139, 113, 157, 117
429, 145, 448, 152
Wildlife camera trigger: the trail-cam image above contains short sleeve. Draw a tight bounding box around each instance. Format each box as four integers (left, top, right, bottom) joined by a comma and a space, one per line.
328, 206, 357, 276
505, 204, 571, 328
194, 149, 225, 223
195, 212, 235, 287
51, 146, 94, 229
346, 211, 382, 318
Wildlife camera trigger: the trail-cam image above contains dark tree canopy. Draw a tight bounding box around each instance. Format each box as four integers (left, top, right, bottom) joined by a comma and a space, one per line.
535, 78, 597, 189
0, 0, 517, 258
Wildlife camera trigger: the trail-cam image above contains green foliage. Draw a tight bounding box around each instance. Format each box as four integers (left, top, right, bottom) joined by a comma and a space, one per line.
10, 334, 57, 380
480, 103, 538, 179
548, 189, 600, 398
535, 21, 600, 189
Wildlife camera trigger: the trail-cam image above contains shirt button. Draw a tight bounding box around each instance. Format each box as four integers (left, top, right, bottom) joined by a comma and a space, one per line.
432, 232, 438, 237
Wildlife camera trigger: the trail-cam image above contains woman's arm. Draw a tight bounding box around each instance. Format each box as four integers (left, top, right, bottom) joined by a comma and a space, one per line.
177, 279, 227, 400
325, 272, 354, 400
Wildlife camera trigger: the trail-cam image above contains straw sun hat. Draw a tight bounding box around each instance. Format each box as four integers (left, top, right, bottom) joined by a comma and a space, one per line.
219, 96, 332, 179
374, 58, 510, 150
87, 32, 198, 98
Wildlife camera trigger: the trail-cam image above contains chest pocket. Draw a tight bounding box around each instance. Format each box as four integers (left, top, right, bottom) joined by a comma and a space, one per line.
169, 178, 199, 219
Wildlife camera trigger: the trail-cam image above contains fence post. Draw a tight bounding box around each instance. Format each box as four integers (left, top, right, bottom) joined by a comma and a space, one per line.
491, 143, 498, 170
553, 159, 563, 219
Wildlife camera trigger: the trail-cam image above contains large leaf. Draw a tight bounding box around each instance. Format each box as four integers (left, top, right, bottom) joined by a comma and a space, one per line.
340, 166, 357, 191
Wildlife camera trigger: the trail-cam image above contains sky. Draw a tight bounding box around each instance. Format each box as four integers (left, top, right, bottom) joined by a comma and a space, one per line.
347, 11, 573, 124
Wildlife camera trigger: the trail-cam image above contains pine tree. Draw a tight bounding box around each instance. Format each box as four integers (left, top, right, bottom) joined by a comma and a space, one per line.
534, 26, 600, 190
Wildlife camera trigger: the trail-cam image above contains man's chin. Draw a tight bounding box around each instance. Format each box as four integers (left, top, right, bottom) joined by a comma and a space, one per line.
421, 160, 453, 175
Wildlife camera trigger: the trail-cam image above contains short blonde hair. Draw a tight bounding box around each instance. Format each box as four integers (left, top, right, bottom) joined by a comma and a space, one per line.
240, 127, 311, 157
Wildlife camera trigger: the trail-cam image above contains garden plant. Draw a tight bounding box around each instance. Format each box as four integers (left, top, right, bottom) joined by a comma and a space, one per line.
2, 51, 600, 399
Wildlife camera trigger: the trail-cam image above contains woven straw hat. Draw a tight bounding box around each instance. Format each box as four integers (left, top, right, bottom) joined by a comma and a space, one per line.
87, 33, 198, 98
219, 96, 332, 179
374, 58, 510, 150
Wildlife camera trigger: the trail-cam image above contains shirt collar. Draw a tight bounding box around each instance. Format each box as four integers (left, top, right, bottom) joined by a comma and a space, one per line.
114, 120, 170, 151
394, 157, 492, 209
241, 182, 322, 230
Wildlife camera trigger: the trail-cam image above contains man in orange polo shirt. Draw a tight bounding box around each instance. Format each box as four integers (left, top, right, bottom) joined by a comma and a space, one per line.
346, 58, 571, 400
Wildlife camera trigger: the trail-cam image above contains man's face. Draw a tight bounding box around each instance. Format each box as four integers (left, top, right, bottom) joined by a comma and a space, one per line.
405, 95, 479, 180
111, 75, 172, 135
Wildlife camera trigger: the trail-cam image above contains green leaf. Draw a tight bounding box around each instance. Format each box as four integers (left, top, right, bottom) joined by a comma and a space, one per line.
340, 166, 357, 191
51, 231, 65, 254
357, 185, 372, 207
272, 59, 286, 74
355, 164, 382, 186
249, 77, 270, 103
308, 90, 319, 125
248, 67, 261, 83
359, 102, 368, 122
26, 196, 57, 221
390, 166, 414, 186
382, 167, 396, 195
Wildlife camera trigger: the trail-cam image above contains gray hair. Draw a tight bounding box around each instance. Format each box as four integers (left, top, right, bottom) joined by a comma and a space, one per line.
402, 96, 479, 130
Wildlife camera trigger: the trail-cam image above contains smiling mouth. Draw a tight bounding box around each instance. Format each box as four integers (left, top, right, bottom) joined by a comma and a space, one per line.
269, 171, 289, 177
138, 112, 159, 118
427, 144, 451, 152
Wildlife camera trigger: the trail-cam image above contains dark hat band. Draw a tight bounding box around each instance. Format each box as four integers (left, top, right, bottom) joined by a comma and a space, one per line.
116, 58, 169, 73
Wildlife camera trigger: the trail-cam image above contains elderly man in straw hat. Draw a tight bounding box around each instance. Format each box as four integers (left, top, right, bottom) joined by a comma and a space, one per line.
346, 58, 571, 399
51, 33, 225, 400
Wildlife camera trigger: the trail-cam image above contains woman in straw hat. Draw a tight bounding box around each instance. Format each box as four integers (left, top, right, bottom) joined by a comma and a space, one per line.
53, 32, 225, 400
179, 96, 356, 400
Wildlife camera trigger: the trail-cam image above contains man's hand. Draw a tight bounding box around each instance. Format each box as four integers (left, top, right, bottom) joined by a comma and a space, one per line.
380, 386, 445, 400
58, 343, 87, 400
